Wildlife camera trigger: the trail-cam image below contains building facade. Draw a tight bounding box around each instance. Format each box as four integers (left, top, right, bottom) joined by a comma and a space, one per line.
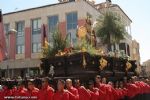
0, 0, 101, 78
0, 0, 140, 78
131, 40, 141, 73
142, 60, 150, 77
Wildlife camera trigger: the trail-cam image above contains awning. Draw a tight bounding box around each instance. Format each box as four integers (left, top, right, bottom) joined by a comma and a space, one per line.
0, 59, 41, 69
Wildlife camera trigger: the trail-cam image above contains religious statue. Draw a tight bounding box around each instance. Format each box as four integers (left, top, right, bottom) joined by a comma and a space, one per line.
84, 15, 97, 47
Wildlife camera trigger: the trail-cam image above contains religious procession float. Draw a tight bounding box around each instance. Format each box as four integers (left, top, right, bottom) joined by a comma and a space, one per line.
40, 15, 137, 81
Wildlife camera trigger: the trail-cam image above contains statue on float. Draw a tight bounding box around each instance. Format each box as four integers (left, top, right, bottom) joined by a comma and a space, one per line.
77, 15, 97, 47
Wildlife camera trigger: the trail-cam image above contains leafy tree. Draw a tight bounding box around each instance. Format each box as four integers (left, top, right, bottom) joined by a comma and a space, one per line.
96, 11, 127, 51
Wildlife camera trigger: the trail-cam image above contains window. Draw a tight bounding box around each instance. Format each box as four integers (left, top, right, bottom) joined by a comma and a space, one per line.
48, 15, 58, 44
4, 24, 10, 35
16, 45, 24, 54
32, 18, 41, 53
4, 24, 10, 50
32, 18, 41, 34
66, 12, 78, 43
32, 43, 41, 53
16, 21, 24, 36
66, 12, 77, 30
16, 22, 24, 36
48, 15, 58, 33
16, 21, 25, 54
127, 44, 130, 56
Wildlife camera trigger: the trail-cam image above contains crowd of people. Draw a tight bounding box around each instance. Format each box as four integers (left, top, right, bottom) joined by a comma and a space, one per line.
0, 75, 150, 100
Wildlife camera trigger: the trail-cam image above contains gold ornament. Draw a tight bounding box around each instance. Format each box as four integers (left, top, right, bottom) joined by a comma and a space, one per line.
81, 47, 87, 52
82, 53, 87, 68
126, 61, 132, 71
99, 58, 107, 70
77, 26, 87, 38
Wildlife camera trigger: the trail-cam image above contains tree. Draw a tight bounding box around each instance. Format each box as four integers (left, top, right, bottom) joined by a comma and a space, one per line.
42, 29, 69, 58
96, 11, 126, 52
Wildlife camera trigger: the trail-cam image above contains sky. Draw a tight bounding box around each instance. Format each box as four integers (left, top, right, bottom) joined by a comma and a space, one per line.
0, 0, 150, 63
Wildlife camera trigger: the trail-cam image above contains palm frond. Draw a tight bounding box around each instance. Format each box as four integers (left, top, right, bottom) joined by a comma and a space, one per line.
96, 11, 126, 45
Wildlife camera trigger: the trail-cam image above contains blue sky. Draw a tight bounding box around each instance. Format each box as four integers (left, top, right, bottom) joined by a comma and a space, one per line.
0, 0, 150, 63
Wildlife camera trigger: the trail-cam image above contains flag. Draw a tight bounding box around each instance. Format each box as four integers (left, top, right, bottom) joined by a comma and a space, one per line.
0, 10, 7, 61
42, 24, 49, 48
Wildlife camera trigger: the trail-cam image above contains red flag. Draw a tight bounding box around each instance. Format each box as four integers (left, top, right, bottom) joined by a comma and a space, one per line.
0, 10, 7, 61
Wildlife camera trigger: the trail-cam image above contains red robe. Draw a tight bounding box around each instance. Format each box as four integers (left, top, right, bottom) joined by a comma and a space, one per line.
53, 90, 69, 100
0, 87, 12, 100
106, 85, 118, 100
115, 88, 125, 100
38, 85, 54, 100
13, 87, 28, 100
138, 81, 150, 94
27, 87, 39, 100
88, 88, 99, 100
120, 88, 127, 99
126, 83, 138, 98
98, 89, 105, 100
95, 83, 107, 100
135, 81, 145, 94
67, 86, 79, 100
76, 86, 91, 100
96, 83, 117, 100
0, 91, 3, 100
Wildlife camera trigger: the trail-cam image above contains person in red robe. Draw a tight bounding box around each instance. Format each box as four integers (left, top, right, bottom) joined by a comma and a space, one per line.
53, 79, 69, 100
38, 77, 54, 100
119, 81, 127, 99
27, 79, 39, 100
106, 81, 118, 100
125, 79, 139, 99
11, 85, 17, 95
95, 75, 101, 88
95, 75, 108, 100
66, 79, 79, 100
0, 85, 3, 100
101, 77, 107, 84
13, 81, 28, 100
74, 79, 91, 100
145, 79, 150, 94
0, 85, 12, 100
96, 76, 118, 100
87, 80, 99, 100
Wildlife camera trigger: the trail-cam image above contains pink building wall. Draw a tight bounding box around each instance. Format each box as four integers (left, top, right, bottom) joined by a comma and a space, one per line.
25, 27, 31, 58
1, 19, 86, 60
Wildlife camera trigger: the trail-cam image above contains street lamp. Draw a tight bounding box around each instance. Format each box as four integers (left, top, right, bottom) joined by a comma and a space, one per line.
9, 29, 17, 33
